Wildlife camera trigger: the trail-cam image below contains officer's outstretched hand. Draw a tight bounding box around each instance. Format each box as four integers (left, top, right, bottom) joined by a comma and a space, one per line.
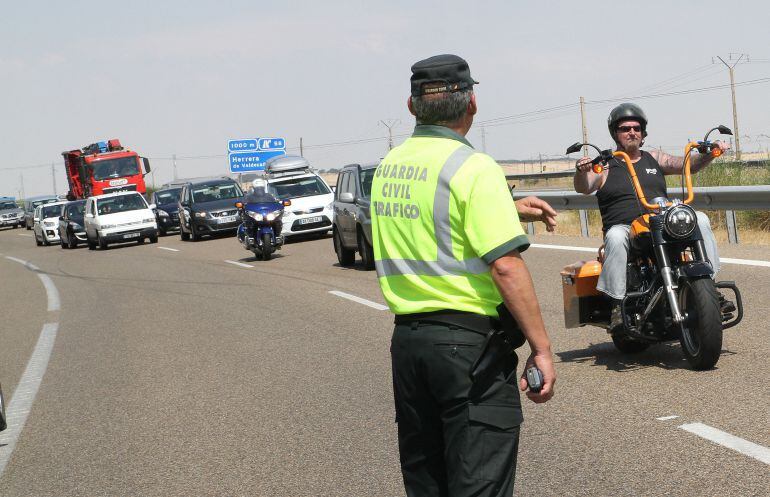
520, 351, 556, 403
515, 196, 557, 232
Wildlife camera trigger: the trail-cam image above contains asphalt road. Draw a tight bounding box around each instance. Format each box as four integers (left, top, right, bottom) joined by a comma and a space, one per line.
0, 226, 768, 496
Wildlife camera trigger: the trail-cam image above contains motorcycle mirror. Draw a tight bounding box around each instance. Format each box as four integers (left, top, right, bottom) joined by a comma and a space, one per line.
234, 202, 243, 209
565, 142, 583, 155
282, 200, 292, 207
717, 125, 733, 136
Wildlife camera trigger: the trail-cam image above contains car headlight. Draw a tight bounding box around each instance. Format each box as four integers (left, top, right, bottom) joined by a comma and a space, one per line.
158, 210, 170, 217
142, 218, 155, 223
101, 224, 115, 229
247, 211, 263, 221
325, 202, 333, 210
194, 211, 207, 218
664, 204, 697, 239
44, 221, 56, 227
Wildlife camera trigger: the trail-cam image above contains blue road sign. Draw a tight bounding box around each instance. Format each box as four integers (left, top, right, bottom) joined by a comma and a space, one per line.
228, 139, 258, 152
228, 136, 286, 173
229, 150, 285, 172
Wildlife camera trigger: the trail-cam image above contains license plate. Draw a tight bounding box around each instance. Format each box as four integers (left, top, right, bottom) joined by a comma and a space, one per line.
299, 216, 322, 225
123, 232, 140, 239
218, 216, 237, 224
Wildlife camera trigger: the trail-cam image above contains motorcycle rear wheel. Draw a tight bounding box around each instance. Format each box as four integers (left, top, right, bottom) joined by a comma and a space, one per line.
679, 278, 722, 370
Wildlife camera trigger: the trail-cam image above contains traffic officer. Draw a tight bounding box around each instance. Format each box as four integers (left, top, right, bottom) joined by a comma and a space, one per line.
371, 54, 556, 497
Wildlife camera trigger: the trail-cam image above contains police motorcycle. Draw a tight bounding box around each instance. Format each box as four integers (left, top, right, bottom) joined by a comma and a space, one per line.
235, 179, 289, 261
561, 126, 742, 370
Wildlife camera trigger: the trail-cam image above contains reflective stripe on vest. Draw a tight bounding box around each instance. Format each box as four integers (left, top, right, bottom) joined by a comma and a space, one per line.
375, 145, 488, 277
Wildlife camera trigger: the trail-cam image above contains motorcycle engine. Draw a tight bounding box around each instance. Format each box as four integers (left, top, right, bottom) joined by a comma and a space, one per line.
626, 263, 645, 291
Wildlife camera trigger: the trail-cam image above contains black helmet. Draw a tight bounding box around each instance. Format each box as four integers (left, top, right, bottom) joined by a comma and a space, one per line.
608, 103, 648, 142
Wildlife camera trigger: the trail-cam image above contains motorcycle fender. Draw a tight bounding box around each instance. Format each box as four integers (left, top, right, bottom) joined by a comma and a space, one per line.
677, 261, 713, 279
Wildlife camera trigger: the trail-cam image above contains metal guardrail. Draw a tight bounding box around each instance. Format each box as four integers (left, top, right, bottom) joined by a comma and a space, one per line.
505, 170, 574, 180
511, 185, 770, 244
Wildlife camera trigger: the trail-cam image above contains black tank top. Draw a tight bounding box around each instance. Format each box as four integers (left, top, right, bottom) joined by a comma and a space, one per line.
596, 151, 667, 232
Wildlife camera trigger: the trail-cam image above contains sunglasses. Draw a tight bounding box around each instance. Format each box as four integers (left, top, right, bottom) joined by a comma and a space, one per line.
617, 125, 642, 133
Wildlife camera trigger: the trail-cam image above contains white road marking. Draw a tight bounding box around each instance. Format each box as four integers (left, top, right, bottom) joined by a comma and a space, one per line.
329, 290, 389, 311
224, 260, 254, 268
0, 322, 59, 477
679, 422, 770, 466
5, 257, 61, 312
656, 415, 680, 421
529, 242, 770, 268
17, 234, 32, 237
158, 247, 180, 252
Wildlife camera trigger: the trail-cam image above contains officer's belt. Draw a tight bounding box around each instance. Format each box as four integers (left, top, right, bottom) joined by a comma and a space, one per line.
394, 310, 500, 335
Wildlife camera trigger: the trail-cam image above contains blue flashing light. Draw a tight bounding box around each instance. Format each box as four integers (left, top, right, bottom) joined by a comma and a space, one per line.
97, 141, 109, 153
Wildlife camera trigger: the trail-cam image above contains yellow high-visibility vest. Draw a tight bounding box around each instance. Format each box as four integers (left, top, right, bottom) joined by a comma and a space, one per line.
371, 125, 529, 317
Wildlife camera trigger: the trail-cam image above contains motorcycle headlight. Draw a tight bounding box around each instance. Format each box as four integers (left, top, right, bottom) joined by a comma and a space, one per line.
247, 211, 263, 221
194, 211, 207, 218
664, 204, 697, 239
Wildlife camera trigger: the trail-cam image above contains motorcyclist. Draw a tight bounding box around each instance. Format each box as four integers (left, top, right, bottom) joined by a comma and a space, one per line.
243, 178, 282, 236
574, 103, 728, 327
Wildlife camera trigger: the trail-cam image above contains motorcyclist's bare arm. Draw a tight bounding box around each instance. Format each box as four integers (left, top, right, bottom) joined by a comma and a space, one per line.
650, 148, 714, 174
574, 157, 606, 194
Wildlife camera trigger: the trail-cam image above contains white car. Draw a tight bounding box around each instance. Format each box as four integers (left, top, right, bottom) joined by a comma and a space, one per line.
264, 155, 334, 238
84, 191, 158, 250
33, 201, 67, 246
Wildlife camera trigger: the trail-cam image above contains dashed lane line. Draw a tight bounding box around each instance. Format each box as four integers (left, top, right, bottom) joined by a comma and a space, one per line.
529, 243, 770, 268
328, 290, 389, 311
5, 257, 60, 312
656, 415, 680, 421
679, 422, 770, 466
224, 260, 254, 268
0, 323, 59, 477
158, 247, 180, 252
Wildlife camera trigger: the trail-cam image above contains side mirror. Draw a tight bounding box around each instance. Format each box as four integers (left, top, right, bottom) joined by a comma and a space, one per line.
234, 202, 243, 209
282, 200, 292, 207
59, 216, 64, 221
147, 203, 156, 210
33, 217, 39, 222
85, 213, 94, 219
142, 157, 151, 173
717, 125, 733, 136
566, 142, 583, 155
339, 192, 355, 203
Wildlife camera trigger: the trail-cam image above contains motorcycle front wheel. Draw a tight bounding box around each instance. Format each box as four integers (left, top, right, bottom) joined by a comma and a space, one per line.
261, 232, 272, 261
679, 277, 723, 370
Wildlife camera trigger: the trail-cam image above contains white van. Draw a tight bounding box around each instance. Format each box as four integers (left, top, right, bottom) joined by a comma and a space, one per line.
264, 155, 334, 238
84, 191, 158, 250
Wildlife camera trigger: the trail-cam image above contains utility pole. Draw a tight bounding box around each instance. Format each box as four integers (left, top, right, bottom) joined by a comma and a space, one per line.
714, 54, 747, 160
172, 154, 178, 180
481, 126, 487, 153
20, 173, 25, 200
579, 96, 589, 157
539, 153, 544, 172
51, 162, 57, 195
300, 137, 304, 157
380, 119, 400, 151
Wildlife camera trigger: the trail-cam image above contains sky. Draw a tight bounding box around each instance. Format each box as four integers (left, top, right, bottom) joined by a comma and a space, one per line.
2, 0, 769, 197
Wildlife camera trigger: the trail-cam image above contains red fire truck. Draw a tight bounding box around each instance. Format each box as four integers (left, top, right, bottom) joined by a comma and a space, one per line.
63, 139, 151, 200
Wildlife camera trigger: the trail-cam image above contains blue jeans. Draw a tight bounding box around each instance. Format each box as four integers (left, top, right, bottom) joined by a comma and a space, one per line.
597, 211, 720, 300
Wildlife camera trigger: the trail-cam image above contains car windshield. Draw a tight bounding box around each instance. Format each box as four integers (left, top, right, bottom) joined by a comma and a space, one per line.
97, 195, 146, 215
192, 183, 242, 203
360, 169, 376, 197
156, 189, 181, 205
66, 202, 86, 221
92, 157, 140, 180
41, 205, 63, 218
268, 176, 330, 200
0, 201, 17, 210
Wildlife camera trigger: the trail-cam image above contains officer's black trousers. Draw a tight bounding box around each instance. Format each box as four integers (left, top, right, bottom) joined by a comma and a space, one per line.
391, 323, 523, 497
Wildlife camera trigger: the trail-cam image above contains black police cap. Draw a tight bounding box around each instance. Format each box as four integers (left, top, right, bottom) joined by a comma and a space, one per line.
410, 54, 479, 97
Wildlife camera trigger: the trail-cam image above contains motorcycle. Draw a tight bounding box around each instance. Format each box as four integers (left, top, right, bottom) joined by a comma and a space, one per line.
235, 197, 289, 261
561, 125, 743, 370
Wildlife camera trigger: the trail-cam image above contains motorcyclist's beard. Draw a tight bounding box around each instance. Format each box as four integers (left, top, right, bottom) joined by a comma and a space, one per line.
618, 136, 642, 155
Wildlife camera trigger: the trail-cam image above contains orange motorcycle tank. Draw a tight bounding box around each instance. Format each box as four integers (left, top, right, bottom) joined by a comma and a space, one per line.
561, 261, 602, 328
630, 214, 651, 239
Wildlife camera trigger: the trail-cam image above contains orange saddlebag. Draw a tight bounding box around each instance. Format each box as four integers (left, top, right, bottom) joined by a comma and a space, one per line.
561, 261, 603, 328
